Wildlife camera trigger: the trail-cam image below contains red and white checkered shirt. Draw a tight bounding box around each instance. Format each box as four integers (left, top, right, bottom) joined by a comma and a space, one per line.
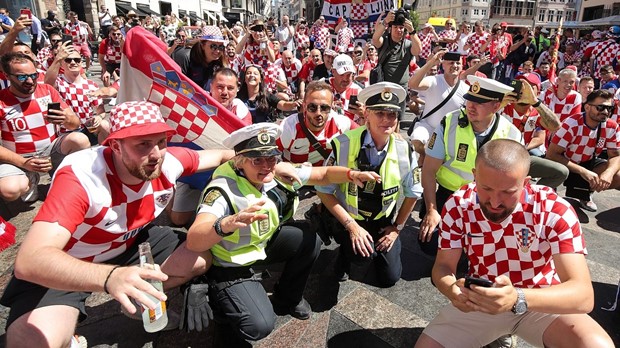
438, 29, 458, 52
329, 77, 363, 121
295, 30, 310, 50
98, 38, 122, 64
55, 75, 102, 125
440, 183, 586, 288
276, 112, 357, 166
591, 39, 620, 79
278, 58, 303, 84
563, 51, 583, 67
336, 27, 354, 52
541, 88, 582, 122
37, 46, 53, 67
35, 146, 199, 262
418, 31, 434, 60
298, 61, 316, 83
310, 25, 330, 50
228, 55, 245, 74
551, 113, 620, 164
243, 41, 274, 69
65, 21, 89, 45
501, 105, 543, 148
465, 32, 489, 57
0, 84, 67, 154
263, 62, 287, 94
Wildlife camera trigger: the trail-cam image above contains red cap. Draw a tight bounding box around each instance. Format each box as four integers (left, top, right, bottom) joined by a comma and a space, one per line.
500, 22, 508, 27
102, 101, 175, 146
516, 73, 541, 90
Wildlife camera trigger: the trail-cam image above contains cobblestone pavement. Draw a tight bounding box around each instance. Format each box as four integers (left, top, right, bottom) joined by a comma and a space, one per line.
0, 61, 617, 348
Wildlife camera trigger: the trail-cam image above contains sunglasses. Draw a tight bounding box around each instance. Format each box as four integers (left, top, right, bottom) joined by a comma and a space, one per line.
588, 104, 615, 113
248, 156, 280, 167
50, 39, 61, 43
354, 51, 363, 55
112, 33, 122, 36
64, 57, 82, 63
10, 73, 38, 82
306, 103, 331, 113
251, 25, 264, 32
206, 43, 225, 51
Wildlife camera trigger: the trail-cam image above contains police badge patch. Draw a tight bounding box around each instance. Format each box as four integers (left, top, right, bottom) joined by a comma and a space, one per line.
203, 190, 222, 206
456, 143, 468, 162
428, 133, 437, 150
326, 156, 336, 166
258, 129, 271, 145
258, 211, 270, 235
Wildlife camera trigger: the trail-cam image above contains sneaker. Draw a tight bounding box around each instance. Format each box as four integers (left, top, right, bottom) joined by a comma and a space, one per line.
20, 171, 40, 203
271, 296, 312, 320
579, 198, 598, 212
334, 251, 350, 282
70, 335, 88, 348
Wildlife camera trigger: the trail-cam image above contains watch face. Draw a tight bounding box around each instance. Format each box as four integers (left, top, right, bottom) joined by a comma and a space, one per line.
514, 301, 527, 314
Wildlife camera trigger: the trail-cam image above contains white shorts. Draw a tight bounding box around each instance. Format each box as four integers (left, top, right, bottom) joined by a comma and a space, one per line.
172, 182, 203, 213
422, 304, 559, 348
409, 121, 435, 145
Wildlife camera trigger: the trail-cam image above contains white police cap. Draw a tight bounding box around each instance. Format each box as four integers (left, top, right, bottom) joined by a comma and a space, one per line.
358, 82, 406, 111
222, 123, 282, 157
464, 75, 514, 104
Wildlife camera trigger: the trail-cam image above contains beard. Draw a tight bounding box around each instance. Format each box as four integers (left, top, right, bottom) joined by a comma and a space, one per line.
122, 156, 162, 181
479, 202, 514, 223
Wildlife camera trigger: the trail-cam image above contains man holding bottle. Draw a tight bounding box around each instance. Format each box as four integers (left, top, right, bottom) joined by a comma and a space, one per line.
0, 101, 236, 347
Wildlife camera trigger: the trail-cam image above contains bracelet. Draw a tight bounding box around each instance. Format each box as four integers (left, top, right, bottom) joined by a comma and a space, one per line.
347, 169, 355, 182
532, 99, 542, 108
103, 265, 121, 294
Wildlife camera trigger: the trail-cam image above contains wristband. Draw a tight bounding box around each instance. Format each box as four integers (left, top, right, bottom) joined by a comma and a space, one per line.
347, 169, 355, 182
532, 99, 542, 108
103, 265, 121, 294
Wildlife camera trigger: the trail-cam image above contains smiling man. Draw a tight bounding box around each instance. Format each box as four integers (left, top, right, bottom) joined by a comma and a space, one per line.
209, 68, 251, 125
540, 68, 582, 122
0, 101, 234, 348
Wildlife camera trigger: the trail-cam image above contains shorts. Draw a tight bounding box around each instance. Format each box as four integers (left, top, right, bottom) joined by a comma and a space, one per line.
0, 163, 26, 178
422, 304, 559, 347
172, 182, 202, 213
73, 43, 91, 58
0, 133, 70, 179
409, 120, 434, 145
564, 157, 607, 200
0, 225, 185, 329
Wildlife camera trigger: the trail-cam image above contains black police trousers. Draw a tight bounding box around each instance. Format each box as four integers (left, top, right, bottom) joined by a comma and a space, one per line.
208, 224, 321, 341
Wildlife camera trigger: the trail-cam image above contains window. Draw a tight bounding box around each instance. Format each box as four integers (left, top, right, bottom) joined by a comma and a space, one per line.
547, 9, 554, 21
556, 10, 563, 21
538, 9, 545, 21
504, 0, 513, 15
232, 0, 242, 8
515, 1, 523, 16
462, 9, 468, 15
493, 0, 501, 15
474, 8, 480, 15
526, 1, 534, 16
482, 9, 487, 16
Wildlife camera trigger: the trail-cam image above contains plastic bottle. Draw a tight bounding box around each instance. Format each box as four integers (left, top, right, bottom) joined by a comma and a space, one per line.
138, 242, 168, 332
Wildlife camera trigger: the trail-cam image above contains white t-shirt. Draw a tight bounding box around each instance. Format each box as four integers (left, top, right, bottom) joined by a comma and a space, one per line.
276, 25, 294, 52
457, 33, 471, 55
414, 74, 468, 130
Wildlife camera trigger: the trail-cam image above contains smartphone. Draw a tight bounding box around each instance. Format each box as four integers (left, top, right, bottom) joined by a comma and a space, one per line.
511, 80, 523, 98
349, 95, 358, 108
464, 276, 493, 289
47, 102, 61, 111
62, 35, 73, 45
20, 9, 32, 19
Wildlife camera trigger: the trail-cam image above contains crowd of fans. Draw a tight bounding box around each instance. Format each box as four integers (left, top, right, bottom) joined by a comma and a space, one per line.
0, 6, 618, 348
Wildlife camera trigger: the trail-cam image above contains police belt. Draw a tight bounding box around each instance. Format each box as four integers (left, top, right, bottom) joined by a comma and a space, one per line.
207, 265, 261, 292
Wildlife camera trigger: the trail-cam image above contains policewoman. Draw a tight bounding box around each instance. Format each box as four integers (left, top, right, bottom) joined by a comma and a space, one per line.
316, 82, 423, 287
187, 123, 379, 343
418, 75, 523, 255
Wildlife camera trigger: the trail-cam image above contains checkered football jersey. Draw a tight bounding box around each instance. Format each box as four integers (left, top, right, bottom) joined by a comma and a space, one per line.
98, 38, 122, 64
440, 183, 586, 288
55, 75, 102, 124
0, 84, 68, 154
311, 25, 330, 50
336, 27, 354, 52
295, 30, 310, 50
541, 88, 582, 122
591, 39, 620, 79
276, 111, 357, 166
263, 62, 286, 94
65, 21, 88, 45
228, 55, 245, 74
329, 77, 363, 121
37, 46, 53, 67
563, 51, 583, 67
439, 29, 458, 52
500, 105, 543, 147
243, 41, 275, 69
278, 58, 302, 83
418, 31, 434, 60
466, 32, 489, 57
34, 146, 199, 262
551, 113, 620, 164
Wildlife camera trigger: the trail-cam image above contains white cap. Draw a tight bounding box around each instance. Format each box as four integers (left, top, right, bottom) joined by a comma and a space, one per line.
464, 75, 513, 103
358, 82, 406, 111
222, 123, 282, 157
540, 28, 549, 34
333, 54, 355, 75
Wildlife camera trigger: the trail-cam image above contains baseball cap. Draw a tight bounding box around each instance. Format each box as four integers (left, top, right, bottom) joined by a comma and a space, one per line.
333, 54, 355, 75
102, 101, 175, 146
591, 30, 603, 39
608, 26, 620, 38
515, 73, 541, 90
500, 22, 508, 27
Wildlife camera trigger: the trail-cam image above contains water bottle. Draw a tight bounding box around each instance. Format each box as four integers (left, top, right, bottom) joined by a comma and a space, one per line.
138, 242, 168, 332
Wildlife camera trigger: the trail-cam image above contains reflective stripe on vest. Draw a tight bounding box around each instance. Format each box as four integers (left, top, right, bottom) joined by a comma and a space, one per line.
332, 126, 412, 220
437, 110, 523, 192
207, 162, 296, 267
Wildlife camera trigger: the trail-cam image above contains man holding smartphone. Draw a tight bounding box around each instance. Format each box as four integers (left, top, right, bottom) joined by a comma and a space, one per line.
414, 139, 613, 348
0, 52, 89, 203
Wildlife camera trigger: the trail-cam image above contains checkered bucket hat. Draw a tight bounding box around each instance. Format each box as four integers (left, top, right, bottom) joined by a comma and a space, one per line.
102, 101, 175, 145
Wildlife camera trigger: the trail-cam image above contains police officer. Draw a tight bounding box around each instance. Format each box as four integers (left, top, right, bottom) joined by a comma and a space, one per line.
419, 75, 523, 255
316, 82, 423, 287
187, 123, 379, 343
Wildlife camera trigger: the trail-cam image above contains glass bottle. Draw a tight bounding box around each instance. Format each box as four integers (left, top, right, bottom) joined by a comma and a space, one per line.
138, 242, 168, 332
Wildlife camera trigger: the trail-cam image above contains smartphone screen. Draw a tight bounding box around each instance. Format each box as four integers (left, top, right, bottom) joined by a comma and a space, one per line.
511, 80, 523, 98
47, 102, 61, 111
464, 276, 493, 289
349, 95, 358, 107
20, 9, 32, 19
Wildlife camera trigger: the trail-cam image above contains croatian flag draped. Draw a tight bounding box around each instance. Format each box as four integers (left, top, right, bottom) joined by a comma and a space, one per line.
118, 26, 245, 150
321, 0, 398, 39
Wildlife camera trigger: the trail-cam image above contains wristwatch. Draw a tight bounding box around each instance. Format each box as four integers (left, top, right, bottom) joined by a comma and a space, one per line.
214, 216, 233, 237
511, 288, 528, 315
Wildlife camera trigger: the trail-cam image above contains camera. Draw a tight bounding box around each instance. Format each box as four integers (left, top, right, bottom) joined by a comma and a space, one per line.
389, 4, 412, 26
